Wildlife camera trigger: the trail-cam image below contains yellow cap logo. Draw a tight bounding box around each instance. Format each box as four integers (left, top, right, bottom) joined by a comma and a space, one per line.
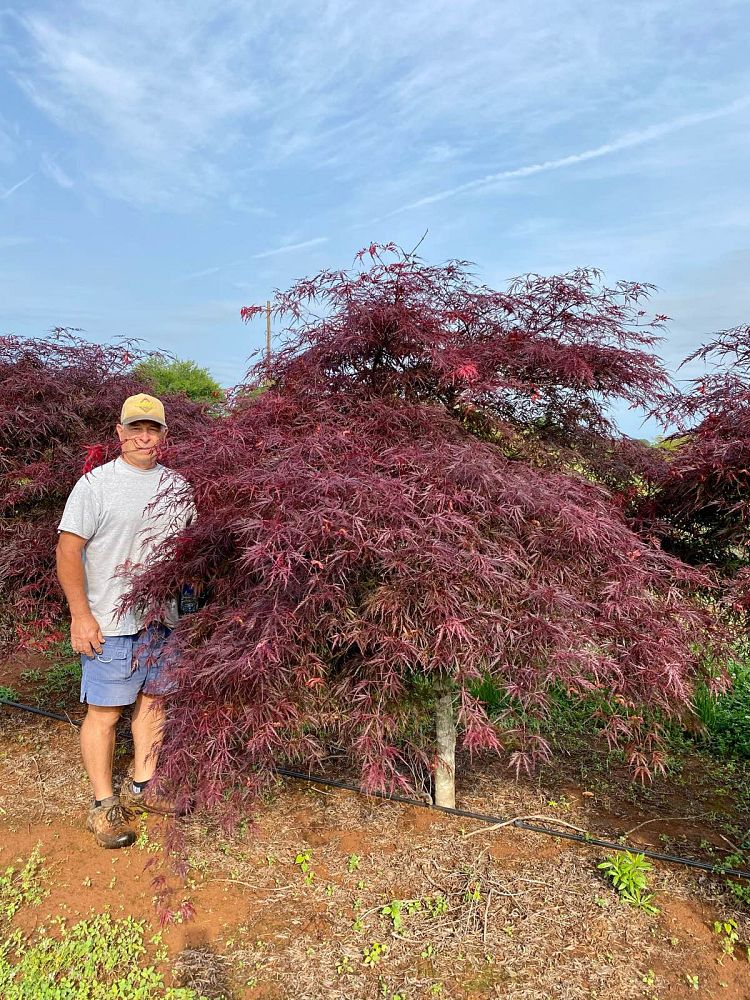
120, 393, 166, 427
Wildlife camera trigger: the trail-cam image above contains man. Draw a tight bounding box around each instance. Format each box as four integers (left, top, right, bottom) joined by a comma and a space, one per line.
56, 393, 193, 849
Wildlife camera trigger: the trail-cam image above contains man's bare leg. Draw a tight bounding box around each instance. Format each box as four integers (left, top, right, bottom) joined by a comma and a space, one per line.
130, 692, 165, 783
80, 704, 123, 801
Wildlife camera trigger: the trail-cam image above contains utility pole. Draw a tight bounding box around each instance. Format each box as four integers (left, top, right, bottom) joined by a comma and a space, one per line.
266, 300, 271, 370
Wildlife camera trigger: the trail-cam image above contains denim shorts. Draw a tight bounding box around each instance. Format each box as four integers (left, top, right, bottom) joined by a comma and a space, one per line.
80, 625, 176, 707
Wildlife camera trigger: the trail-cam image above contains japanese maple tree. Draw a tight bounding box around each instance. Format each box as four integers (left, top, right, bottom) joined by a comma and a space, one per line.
639, 324, 750, 611
120, 247, 729, 815
0, 330, 209, 652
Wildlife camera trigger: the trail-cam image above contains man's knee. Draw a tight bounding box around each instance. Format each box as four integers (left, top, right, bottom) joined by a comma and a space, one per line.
135, 692, 165, 716
83, 704, 123, 731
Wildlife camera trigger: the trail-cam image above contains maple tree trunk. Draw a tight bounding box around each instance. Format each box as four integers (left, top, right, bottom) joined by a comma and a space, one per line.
434, 683, 456, 808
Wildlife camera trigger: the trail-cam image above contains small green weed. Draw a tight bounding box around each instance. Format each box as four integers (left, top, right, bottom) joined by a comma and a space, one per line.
713, 918, 739, 960
378, 894, 449, 934
30, 657, 82, 708
363, 941, 388, 967
381, 899, 422, 931
714, 850, 750, 906
347, 853, 361, 873
712, 918, 749, 962
135, 819, 162, 854
294, 849, 311, 872
0, 685, 20, 703
336, 954, 354, 975
0, 911, 206, 998
597, 851, 659, 914
0, 845, 48, 922
294, 849, 315, 885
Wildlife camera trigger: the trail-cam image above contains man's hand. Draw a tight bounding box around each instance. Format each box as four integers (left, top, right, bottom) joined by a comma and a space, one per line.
71, 614, 104, 658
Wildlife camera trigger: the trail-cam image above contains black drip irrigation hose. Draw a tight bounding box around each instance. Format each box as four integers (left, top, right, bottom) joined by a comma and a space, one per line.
3, 697, 749, 880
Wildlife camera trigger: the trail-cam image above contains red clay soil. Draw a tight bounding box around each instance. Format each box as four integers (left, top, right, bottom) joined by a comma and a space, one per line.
1, 684, 749, 999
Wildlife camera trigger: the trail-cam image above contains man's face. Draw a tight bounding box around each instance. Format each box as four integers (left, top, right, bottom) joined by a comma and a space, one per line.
116, 420, 167, 465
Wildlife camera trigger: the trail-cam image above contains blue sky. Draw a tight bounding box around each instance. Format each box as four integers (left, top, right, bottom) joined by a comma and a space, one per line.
1, 1, 749, 438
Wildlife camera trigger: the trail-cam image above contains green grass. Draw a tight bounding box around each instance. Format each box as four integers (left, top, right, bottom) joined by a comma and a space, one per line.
689, 656, 750, 759
19, 636, 81, 709
472, 649, 750, 762
0, 686, 20, 703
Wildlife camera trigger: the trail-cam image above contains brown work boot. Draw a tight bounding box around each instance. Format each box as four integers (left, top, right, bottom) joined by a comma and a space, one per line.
120, 779, 177, 816
86, 796, 137, 849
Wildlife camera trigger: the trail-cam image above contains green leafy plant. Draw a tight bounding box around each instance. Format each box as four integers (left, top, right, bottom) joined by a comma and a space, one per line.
363, 941, 388, 967
0, 911, 206, 998
427, 894, 449, 917
0, 845, 48, 922
294, 850, 312, 872
691, 654, 750, 759
347, 854, 361, 873
712, 918, 746, 962
597, 852, 659, 914
336, 955, 353, 975
294, 850, 315, 884
463, 882, 482, 903
381, 899, 423, 932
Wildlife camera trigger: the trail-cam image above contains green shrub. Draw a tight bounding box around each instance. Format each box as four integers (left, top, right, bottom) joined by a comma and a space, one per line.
133, 356, 223, 405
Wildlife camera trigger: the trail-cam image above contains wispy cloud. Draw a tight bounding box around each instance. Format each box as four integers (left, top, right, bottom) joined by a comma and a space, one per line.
177, 264, 227, 282
40, 152, 74, 188
11, 1, 746, 212
0, 235, 34, 248
177, 237, 328, 281
387, 95, 750, 215
251, 237, 329, 260
0, 171, 34, 199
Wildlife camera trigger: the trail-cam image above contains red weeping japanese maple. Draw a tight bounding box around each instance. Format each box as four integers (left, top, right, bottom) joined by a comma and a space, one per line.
0, 330, 211, 652
639, 324, 750, 612
120, 246, 729, 818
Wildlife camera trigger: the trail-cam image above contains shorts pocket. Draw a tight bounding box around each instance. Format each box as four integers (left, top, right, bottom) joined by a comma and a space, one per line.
94, 639, 134, 681
95, 646, 127, 665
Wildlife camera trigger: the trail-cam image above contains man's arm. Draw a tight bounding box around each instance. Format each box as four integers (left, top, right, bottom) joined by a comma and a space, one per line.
56, 531, 104, 657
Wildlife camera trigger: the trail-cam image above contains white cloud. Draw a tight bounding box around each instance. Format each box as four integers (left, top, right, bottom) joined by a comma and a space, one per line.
177, 264, 227, 282
0, 171, 34, 199
252, 237, 329, 260
387, 95, 750, 215
40, 152, 74, 188
9, 0, 749, 213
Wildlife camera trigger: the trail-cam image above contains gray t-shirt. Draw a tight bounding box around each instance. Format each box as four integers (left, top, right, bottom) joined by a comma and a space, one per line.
57, 458, 194, 635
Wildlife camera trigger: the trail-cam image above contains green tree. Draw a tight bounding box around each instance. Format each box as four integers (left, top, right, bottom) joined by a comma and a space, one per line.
134, 355, 224, 403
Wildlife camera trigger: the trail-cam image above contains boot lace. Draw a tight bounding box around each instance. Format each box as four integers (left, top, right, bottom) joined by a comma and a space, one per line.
105, 801, 128, 827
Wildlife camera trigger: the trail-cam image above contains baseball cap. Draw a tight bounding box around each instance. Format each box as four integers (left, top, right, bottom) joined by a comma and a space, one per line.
120, 393, 167, 428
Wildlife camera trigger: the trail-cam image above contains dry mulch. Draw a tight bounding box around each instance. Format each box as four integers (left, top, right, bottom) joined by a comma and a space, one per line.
0, 702, 749, 999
